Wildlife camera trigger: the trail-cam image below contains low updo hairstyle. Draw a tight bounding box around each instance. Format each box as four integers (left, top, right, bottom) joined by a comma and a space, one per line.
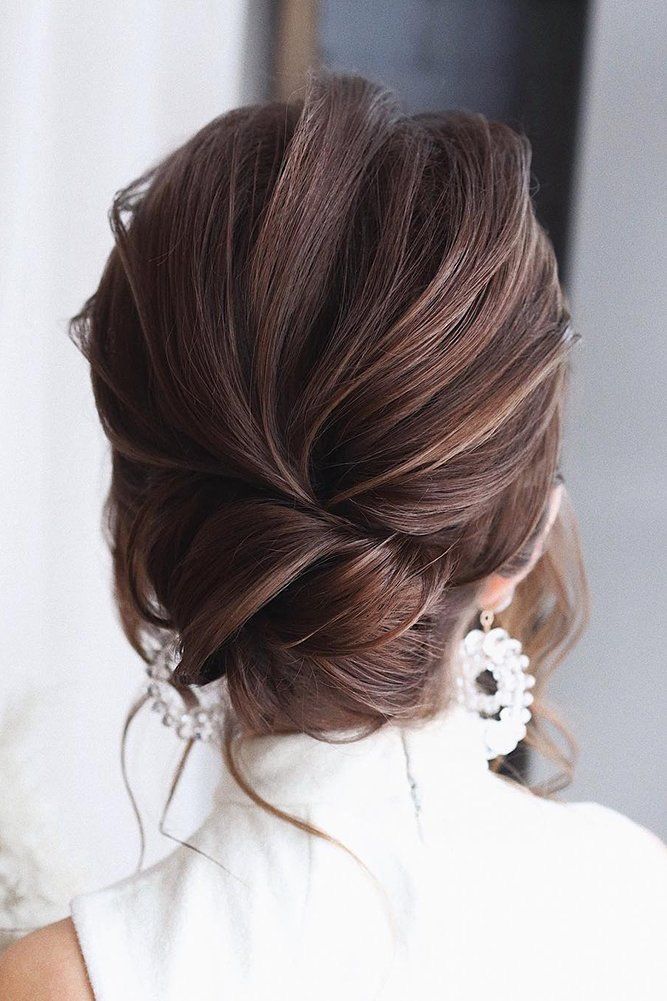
71, 71, 587, 773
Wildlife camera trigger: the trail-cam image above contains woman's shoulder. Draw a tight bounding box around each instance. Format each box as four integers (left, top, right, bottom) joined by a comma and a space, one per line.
562, 799, 666, 882
492, 773, 666, 889
563, 798, 665, 849
0, 918, 93, 1001
559, 800, 667, 934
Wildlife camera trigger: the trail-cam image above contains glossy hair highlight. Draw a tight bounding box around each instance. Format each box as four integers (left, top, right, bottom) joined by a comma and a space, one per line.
70, 71, 587, 786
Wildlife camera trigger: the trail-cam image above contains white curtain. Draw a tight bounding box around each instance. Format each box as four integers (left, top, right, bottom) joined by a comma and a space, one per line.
0, 0, 266, 932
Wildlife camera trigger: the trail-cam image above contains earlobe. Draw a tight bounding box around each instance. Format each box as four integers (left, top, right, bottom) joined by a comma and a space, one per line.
478, 482, 564, 613
490, 587, 515, 613
477, 573, 516, 614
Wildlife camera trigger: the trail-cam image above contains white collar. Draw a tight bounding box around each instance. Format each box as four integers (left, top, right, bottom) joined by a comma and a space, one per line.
217, 702, 489, 807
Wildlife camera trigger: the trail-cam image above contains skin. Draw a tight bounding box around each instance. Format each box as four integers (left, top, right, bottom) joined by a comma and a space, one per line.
477, 483, 563, 614
0, 919, 94, 1000
0, 485, 564, 999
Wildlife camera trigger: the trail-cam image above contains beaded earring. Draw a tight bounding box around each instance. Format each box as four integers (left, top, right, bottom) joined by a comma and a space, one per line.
456, 608, 535, 759
145, 642, 224, 743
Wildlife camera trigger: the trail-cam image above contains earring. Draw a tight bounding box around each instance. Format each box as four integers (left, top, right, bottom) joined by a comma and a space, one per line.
145, 641, 224, 743
456, 608, 535, 759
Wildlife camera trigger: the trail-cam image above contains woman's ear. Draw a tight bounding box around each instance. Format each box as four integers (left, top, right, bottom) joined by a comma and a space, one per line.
477, 483, 564, 613
476, 573, 516, 614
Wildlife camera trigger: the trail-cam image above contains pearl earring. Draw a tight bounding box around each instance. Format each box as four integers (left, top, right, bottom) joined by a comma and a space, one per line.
145, 641, 224, 743
456, 608, 535, 759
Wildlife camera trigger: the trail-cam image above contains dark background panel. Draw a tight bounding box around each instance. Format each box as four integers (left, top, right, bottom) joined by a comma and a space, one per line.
319, 0, 589, 281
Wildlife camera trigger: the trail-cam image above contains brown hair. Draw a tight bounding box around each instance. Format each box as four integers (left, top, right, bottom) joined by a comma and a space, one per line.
70, 71, 587, 787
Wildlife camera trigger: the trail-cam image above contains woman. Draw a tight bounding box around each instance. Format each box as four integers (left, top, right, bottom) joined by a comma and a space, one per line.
1, 72, 664, 1000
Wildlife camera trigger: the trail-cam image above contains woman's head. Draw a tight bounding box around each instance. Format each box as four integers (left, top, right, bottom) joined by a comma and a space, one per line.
71, 72, 586, 755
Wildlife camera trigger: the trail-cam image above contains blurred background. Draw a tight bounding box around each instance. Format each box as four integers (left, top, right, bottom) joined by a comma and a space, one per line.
1, 0, 665, 940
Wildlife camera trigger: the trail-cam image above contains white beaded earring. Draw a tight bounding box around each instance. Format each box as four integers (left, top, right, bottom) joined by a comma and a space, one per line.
145, 642, 225, 743
456, 608, 535, 759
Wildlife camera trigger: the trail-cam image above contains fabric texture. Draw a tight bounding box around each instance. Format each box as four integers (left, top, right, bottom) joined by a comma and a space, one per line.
71, 702, 667, 1000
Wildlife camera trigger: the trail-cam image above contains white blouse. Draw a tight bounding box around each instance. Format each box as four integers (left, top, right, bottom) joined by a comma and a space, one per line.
71, 703, 667, 1000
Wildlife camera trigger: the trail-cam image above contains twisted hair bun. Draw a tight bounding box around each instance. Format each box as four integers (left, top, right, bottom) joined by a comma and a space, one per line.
71, 72, 579, 736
